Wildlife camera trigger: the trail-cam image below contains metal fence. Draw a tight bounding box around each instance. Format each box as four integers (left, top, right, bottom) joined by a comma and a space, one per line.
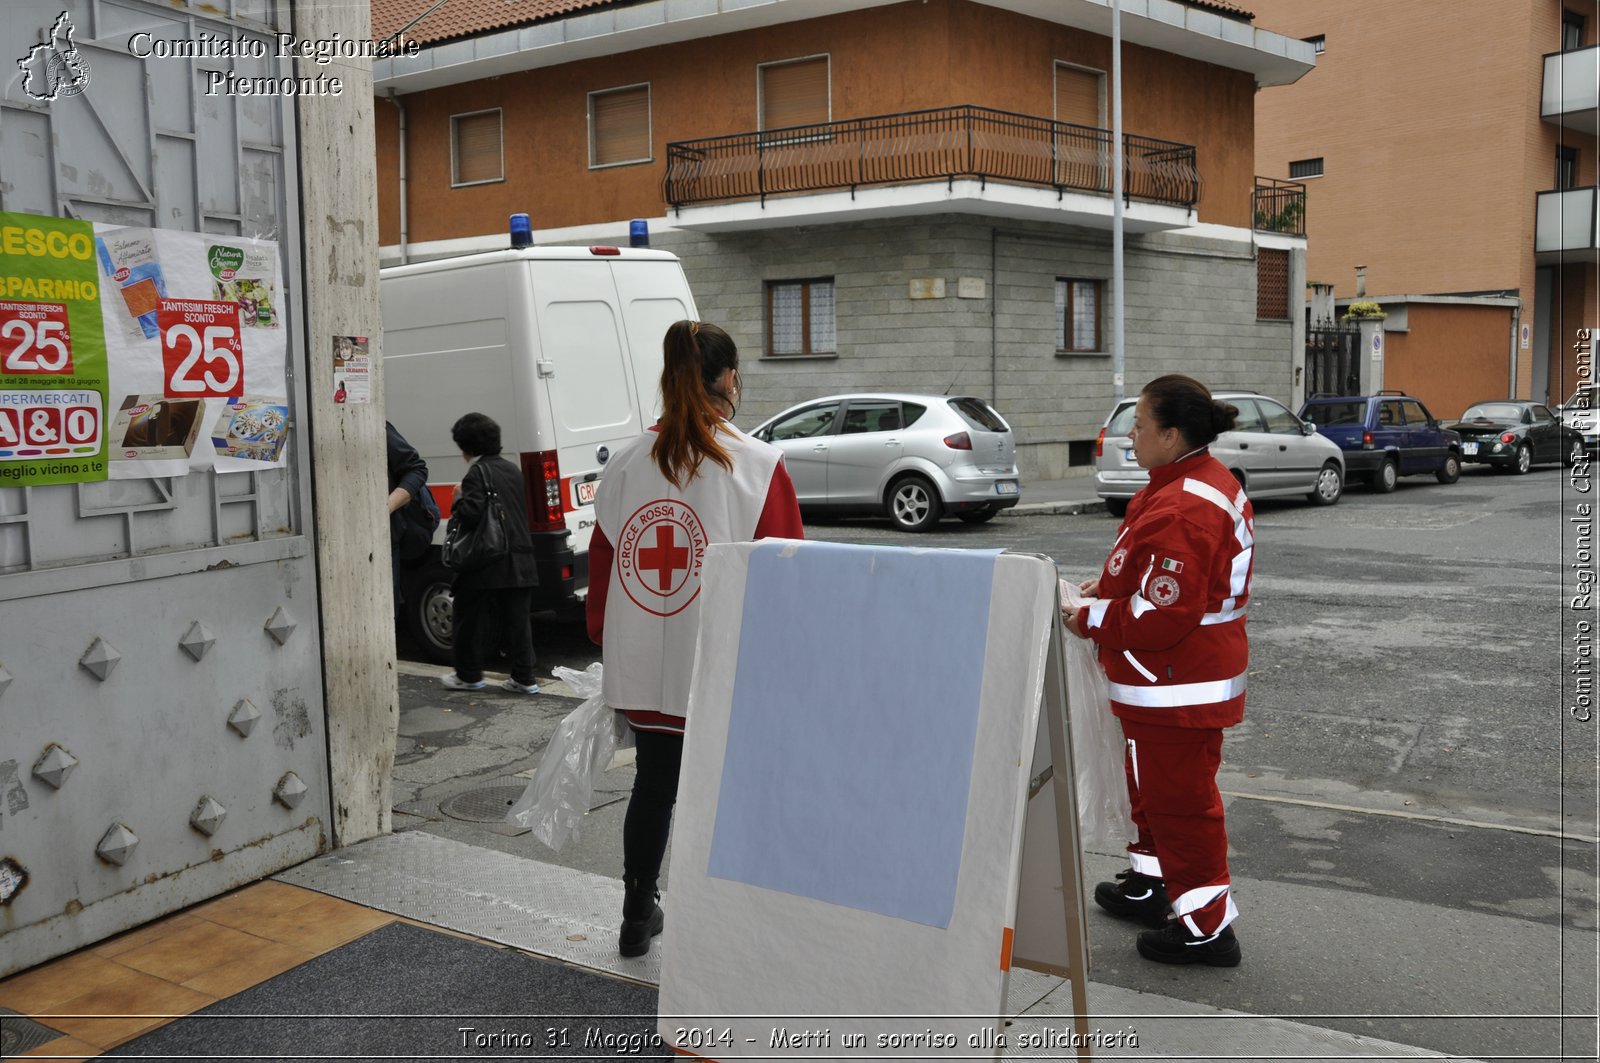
1307, 327, 1361, 397
664, 105, 1199, 210
1253, 177, 1307, 236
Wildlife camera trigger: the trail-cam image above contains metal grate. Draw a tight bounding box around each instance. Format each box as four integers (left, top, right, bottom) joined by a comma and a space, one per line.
1, 1009, 65, 1056
440, 782, 528, 823
1257, 247, 1290, 320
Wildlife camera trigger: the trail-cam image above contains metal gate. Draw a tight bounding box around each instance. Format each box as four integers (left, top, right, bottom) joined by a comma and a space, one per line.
0, 0, 328, 975
1306, 326, 1360, 397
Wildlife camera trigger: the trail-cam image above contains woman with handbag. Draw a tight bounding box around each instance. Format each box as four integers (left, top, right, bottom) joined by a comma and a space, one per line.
588, 320, 804, 957
441, 412, 541, 695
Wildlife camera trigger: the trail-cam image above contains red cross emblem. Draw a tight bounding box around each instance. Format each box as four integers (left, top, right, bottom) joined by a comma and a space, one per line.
617, 498, 709, 617
637, 523, 690, 592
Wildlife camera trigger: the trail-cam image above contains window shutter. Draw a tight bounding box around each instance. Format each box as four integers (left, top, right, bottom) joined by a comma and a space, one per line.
454, 112, 501, 184
761, 58, 829, 131
592, 86, 650, 166
1055, 66, 1102, 128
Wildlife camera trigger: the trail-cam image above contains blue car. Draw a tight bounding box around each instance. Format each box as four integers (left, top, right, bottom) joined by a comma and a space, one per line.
1298, 391, 1462, 492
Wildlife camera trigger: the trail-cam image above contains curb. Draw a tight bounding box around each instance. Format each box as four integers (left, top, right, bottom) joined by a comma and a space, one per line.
1009, 498, 1109, 516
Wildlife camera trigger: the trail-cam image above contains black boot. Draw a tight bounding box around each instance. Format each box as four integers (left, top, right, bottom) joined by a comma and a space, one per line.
1093, 868, 1171, 927
619, 880, 664, 958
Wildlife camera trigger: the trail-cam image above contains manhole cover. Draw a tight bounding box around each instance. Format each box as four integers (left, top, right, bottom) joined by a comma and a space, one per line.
1, 1009, 64, 1056
440, 784, 526, 823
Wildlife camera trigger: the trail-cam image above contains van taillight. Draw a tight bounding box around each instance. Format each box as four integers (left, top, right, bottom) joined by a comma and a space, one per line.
589, 246, 621, 256
1095, 427, 1107, 458
520, 450, 566, 533
943, 431, 972, 450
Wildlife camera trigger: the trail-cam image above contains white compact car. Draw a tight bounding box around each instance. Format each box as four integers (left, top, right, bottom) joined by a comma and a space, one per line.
750, 393, 1022, 531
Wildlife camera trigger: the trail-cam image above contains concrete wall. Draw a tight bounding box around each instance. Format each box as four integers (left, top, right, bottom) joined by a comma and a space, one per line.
624, 215, 1294, 481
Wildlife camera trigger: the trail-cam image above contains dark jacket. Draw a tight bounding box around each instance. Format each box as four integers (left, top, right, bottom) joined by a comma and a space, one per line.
450, 453, 538, 590
387, 422, 435, 561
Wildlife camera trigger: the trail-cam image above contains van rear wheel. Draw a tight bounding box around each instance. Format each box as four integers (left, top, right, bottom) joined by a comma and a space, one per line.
402, 558, 455, 664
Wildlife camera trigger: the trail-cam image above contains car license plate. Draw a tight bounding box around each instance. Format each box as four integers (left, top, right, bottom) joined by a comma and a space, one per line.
995, 481, 1019, 495
575, 479, 600, 506
1462, 442, 1478, 456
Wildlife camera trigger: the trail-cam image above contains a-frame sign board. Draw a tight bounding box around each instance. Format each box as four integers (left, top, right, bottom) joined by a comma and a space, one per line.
659, 540, 1093, 1060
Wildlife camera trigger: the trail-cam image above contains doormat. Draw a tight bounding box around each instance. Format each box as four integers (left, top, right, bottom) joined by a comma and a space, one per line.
118, 921, 666, 1060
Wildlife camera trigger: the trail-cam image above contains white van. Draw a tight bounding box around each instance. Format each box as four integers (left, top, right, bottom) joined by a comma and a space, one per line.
382, 241, 697, 661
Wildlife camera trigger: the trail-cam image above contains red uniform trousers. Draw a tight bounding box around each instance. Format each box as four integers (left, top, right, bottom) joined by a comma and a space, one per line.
1120, 718, 1236, 937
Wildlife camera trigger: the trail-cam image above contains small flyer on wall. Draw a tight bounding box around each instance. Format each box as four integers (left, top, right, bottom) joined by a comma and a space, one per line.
0, 211, 109, 486
333, 335, 370, 404
94, 224, 292, 478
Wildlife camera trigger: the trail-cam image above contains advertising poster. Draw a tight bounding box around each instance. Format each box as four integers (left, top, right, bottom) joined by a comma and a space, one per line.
332, 335, 370, 404
0, 211, 109, 486
95, 225, 290, 478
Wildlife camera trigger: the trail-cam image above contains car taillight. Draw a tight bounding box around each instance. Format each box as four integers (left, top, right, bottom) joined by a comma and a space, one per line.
520, 450, 566, 533
1095, 427, 1107, 458
943, 431, 972, 450
1362, 432, 1374, 449
1499, 432, 1517, 444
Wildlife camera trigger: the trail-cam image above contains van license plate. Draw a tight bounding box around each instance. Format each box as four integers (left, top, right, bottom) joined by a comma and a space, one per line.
995, 481, 1019, 495
576, 479, 600, 506
1462, 442, 1478, 456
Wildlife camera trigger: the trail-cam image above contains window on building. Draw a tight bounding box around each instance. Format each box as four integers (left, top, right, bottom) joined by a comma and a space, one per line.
1054, 63, 1104, 128
589, 84, 651, 168
1558, 145, 1579, 190
1257, 249, 1290, 321
767, 279, 837, 356
1564, 9, 1586, 51
1289, 157, 1324, 179
451, 110, 503, 186
1055, 278, 1102, 352
1303, 34, 1326, 54
759, 56, 830, 132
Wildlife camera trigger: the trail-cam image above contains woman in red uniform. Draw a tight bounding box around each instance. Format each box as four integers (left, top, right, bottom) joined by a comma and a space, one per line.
587, 320, 804, 958
1066, 374, 1253, 967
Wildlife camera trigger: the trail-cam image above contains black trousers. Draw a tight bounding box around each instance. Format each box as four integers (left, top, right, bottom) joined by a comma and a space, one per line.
451, 584, 536, 685
622, 728, 683, 896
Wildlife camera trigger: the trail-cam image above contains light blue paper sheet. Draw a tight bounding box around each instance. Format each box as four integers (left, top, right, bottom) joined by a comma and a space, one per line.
705, 541, 999, 928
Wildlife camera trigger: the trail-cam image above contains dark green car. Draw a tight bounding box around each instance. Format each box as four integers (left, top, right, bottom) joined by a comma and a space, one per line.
1443, 401, 1585, 473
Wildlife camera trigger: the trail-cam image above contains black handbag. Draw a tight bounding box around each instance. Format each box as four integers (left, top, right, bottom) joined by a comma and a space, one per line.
441, 464, 509, 572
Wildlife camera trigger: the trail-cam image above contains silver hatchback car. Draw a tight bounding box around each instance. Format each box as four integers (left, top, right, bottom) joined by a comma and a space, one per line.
1094, 391, 1345, 516
750, 393, 1022, 531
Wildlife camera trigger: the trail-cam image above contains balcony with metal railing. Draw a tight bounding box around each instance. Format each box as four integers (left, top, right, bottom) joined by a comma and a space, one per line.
661, 105, 1200, 233
1252, 177, 1306, 236
1543, 45, 1599, 134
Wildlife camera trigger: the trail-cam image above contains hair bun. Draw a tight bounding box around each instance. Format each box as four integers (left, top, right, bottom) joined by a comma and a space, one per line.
1211, 400, 1239, 434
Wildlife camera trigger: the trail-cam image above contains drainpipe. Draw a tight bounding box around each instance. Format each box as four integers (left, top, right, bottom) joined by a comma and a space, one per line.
1111, 0, 1125, 401
1508, 302, 1520, 400
386, 90, 409, 265
991, 227, 998, 405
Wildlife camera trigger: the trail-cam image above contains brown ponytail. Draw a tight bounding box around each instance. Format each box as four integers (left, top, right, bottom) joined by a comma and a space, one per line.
651, 320, 736, 487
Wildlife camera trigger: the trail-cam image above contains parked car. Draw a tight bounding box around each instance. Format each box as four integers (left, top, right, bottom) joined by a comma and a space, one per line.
1298, 391, 1461, 492
1443, 400, 1585, 473
749, 393, 1021, 531
1559, 383, 1599, 451
1093, 391, 1345, 517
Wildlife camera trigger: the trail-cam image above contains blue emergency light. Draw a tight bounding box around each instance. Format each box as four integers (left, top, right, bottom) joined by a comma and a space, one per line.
509, 213, 533, 248
629, 219, 649, 248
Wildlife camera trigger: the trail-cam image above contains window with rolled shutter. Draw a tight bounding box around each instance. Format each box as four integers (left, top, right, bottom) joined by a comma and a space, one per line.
590, 84, 651, 167
760, 56, 829, 131
1054, 64, 1103, 128
451, 110, 503, 185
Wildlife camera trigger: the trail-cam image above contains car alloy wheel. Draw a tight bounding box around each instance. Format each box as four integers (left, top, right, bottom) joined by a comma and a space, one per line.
1514, 444, 1532, 475
887, 475, 942, 532
1436, 453, 1461, 484
1309, 461, 1343, 505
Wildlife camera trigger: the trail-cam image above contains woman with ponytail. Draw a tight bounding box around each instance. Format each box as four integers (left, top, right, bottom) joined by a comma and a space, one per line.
1065, 373, 1254, 968
586, 319, 803, 957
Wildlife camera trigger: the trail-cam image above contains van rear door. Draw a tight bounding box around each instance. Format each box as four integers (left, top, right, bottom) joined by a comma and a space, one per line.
611, 257, 695, 425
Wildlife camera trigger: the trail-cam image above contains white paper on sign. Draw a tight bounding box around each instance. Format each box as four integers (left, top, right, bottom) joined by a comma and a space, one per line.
706, 541, 1000, 928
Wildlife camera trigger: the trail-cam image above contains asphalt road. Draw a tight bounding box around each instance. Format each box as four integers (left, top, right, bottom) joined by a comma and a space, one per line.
395, 463, 1597, 1060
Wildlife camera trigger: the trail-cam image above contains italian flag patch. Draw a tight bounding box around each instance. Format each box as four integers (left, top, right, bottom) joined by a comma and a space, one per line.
1160, 557, 1184, 573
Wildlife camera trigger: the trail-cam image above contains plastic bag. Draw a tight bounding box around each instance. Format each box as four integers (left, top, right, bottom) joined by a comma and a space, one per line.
1060, 580, 1137, 852
505, 663, 629, 850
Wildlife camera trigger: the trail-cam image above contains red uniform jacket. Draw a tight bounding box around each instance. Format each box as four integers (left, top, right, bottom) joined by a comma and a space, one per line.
1076, 449, 1254, 729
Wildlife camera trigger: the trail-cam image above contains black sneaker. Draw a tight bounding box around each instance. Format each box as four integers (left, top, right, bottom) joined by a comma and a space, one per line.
619, 901, 664, 958
1093, 869, 1171, 927
1136, 918, 1241, 967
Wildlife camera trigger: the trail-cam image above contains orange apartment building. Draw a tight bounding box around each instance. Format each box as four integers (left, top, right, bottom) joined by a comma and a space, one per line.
371, 0, 1316, 478
1253, 0, 1600, 419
